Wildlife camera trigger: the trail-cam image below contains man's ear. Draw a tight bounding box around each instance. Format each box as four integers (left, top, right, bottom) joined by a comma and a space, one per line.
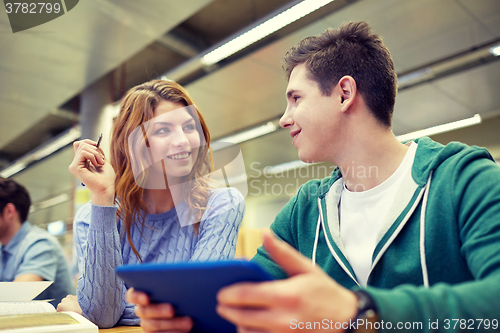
337, 76, 357, 112
2, 203, 17, 219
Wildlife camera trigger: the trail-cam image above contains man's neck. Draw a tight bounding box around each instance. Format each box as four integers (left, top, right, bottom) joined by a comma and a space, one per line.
335, 128, 409, 192
0, 220, 22, 246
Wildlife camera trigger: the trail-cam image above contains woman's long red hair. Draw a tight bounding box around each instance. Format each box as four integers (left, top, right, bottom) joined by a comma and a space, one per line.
110, 80, 213, 260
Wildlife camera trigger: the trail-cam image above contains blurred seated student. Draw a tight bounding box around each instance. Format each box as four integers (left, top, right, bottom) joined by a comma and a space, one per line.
0, 177, 75, 307
57, 80, 245, 328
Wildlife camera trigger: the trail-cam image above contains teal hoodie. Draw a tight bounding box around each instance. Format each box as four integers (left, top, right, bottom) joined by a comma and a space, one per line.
253, 137, 500, 332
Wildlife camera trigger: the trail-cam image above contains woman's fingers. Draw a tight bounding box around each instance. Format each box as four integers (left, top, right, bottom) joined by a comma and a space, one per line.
71, 140, 105, 169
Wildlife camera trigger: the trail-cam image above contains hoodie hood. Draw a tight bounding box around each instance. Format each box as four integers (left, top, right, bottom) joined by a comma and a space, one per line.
410, 136, 495, 185
316, 136, 495, 199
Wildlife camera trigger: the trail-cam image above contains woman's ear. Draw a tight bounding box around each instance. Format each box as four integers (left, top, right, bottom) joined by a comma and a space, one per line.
337, 76, 357, 112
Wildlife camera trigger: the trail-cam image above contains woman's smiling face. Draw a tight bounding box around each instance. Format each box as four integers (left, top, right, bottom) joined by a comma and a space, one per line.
147, 100, 201, 180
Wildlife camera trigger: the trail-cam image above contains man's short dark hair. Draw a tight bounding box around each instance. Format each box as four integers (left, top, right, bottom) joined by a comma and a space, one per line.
0, 178, 31, 223
282, 21, 397, 127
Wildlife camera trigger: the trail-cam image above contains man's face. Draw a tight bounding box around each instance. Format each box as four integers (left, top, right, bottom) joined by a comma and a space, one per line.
279, 63, 341, 163
0, 207, 9, 243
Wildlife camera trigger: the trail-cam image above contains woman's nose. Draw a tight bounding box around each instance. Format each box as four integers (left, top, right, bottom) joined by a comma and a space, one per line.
172, 130, 189, 147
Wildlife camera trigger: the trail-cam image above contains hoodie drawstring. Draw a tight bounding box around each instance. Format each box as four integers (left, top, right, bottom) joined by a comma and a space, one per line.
420, 171, 433, 288
312, 214, 321, 267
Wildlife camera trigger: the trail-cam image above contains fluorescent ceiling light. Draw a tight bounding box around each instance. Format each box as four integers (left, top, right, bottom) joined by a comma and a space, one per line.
397, 68, 432, 86
30, 193, 70, 213
490, 45, 500, 57
216, 121, 277, 145
47, 220, 67, 236
31, 127, 81, 161
0, 127, 81, 178
396, 114, 481, 142
0, 162, 28, 178
201, 0, 335, 66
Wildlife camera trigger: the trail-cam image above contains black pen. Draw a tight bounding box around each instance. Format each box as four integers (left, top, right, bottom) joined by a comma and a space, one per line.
95, 133, 103, 150
81, 133, 103, 186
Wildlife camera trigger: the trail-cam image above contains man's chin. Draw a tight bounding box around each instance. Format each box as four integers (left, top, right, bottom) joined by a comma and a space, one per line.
298, 153, 317, 164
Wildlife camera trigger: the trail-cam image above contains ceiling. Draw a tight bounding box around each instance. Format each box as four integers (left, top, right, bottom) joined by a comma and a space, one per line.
1, 0, 499, 229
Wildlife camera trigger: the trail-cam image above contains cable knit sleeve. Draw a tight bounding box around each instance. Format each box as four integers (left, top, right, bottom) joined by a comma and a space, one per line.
190, 187, 245, 261
74, 202, 134, 328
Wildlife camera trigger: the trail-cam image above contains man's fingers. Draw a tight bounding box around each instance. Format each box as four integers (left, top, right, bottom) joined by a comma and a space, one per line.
263, 231, 316, 277
237, 327, 268, 333
217, 304, 287, 332
217, 280, 292, 307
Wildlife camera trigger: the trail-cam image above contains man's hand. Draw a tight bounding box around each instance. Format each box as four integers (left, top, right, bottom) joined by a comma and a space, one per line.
126, 288, 193, 333
57, 294, 82, 314
216, 231, 358, 332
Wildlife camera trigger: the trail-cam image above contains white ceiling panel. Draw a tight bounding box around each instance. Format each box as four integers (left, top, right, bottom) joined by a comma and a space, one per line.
393, 84, 474, 134
458, 0, 500, 36
432, 62, 500, 115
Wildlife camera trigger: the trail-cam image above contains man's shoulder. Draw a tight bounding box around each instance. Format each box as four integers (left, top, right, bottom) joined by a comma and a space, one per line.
20, 223, 58, 251
295, 172, 340, 201
275, 173, 340, 220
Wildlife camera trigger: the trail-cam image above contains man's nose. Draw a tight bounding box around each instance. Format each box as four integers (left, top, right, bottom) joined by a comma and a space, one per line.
279, 106, 294, 129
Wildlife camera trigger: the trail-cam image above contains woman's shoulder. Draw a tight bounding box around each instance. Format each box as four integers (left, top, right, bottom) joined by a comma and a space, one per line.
199, 187, 245, 223
207, 186, 245, 206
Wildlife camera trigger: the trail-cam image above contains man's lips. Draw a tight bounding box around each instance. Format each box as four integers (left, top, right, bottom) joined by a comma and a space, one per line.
290, 129, 301, 139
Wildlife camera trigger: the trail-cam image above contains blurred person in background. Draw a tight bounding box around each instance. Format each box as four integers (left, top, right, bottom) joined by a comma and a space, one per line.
0, 177, 75, 307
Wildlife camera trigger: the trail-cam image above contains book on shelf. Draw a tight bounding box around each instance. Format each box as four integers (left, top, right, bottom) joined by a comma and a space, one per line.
0, 281, 98, 333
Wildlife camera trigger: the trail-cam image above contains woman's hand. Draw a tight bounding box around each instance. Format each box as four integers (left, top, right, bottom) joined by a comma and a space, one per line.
57, 295, 82, 314
126, 288, 193, 333
68, 139, 116, 206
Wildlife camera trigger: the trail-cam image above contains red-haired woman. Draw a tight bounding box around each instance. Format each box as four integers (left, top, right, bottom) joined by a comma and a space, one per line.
60, 80, 245, 328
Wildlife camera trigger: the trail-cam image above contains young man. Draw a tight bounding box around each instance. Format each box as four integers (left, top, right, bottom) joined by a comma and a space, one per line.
128, 21, 500, 332
0, 178, 75, 307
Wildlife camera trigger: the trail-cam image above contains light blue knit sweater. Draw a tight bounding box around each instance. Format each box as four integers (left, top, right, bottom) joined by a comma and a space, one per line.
73, 187, 245, 328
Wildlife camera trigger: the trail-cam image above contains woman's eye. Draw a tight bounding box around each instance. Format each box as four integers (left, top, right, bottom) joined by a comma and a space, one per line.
293, 96, 300, 102
184, 124, 195, 131
154, 127, 169, 135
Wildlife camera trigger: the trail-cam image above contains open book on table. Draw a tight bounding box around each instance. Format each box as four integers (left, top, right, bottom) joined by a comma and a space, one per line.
0, 281, 98, 333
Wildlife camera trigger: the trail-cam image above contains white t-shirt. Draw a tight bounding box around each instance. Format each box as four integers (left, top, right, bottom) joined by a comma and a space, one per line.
339, 142, 417, 286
